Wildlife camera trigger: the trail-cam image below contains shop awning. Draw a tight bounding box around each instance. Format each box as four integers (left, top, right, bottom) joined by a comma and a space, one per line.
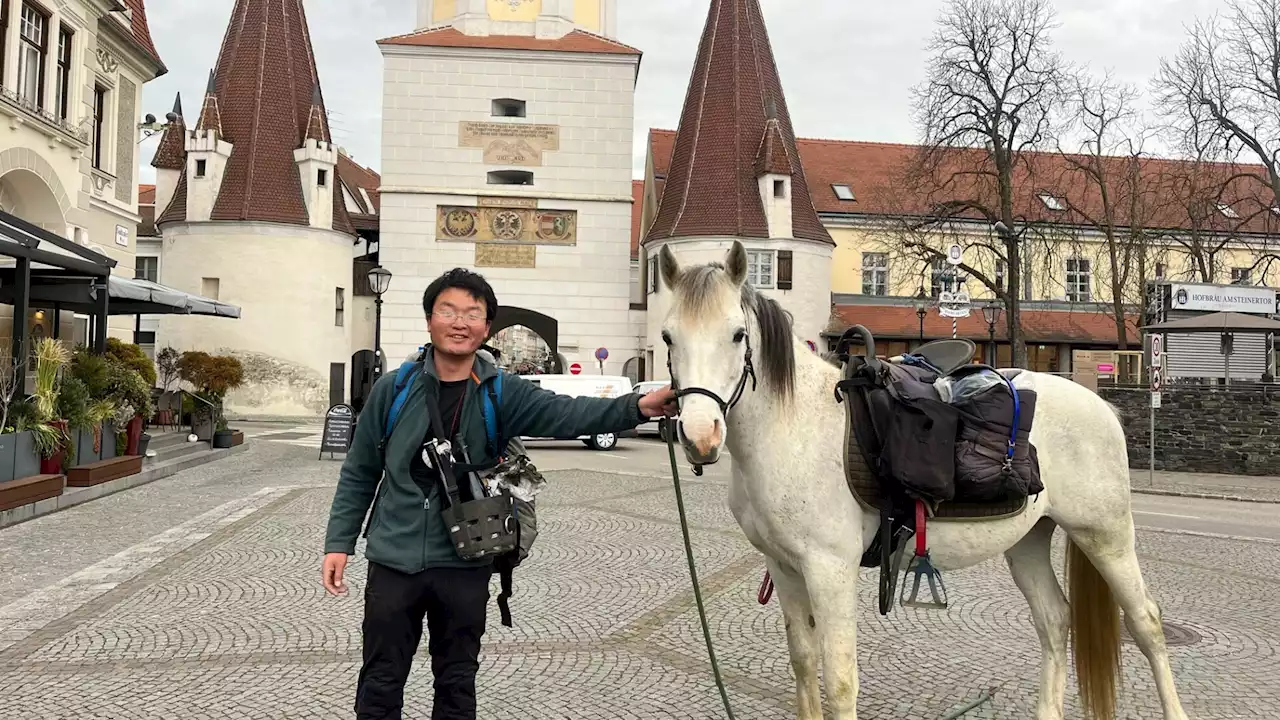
0, 271, 241, 317
118, 277, 241, 318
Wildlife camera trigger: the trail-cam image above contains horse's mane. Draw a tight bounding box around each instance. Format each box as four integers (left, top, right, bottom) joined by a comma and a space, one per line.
672, 262, 796, 402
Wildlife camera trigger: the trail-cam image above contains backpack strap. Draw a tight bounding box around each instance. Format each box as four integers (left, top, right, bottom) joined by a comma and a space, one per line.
379, 359, 422, 454
482, 371, 504, 459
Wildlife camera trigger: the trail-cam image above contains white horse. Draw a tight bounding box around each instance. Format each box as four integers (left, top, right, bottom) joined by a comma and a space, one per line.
657, 241, 1187, 720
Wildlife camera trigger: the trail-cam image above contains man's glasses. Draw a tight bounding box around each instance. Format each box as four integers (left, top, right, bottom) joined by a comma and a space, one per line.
433, 309, 486, 323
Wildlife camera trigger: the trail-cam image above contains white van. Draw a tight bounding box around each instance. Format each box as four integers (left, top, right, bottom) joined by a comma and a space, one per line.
519, 374, 637, 450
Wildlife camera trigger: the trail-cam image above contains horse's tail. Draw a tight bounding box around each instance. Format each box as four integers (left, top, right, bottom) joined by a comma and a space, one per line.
1067, 539, 1121, 720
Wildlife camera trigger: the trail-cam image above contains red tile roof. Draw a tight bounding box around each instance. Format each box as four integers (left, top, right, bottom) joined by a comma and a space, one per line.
155, 0, 354, 235
378, 27, 642, 55
644, 0, 831, 247
138, 184, 156, 204
124, 0, 165, 72
827, 303, 1139, 345
150, 96, 186, 171
648, 129, 1280, 236
630, 180, 644, 260
337, 153, 381, 214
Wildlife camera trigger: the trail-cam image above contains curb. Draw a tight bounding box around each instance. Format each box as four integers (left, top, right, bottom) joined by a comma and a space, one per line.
1131, 487, 1280, 504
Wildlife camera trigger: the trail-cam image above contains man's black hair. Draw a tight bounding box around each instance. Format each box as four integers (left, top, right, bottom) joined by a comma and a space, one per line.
422, 268, 499, 323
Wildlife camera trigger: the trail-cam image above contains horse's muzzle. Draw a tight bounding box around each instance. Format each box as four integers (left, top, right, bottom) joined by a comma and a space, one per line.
678, 417, 723, 466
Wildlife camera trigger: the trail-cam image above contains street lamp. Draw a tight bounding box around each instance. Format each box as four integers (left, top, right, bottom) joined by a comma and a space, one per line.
367, 265, 392, 381
982, 299, 1002, 366
913, 286, 929, 342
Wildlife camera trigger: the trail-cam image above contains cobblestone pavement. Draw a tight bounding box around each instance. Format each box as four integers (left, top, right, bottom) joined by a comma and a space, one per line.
0, 439, 1277, 718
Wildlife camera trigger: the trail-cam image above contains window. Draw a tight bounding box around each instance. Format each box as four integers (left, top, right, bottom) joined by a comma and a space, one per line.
491, 98, 527, 117
92, 85, 106, 170
134, 256, 158, 283
335, 287, 345, 327
195, 159, 207, 177
1217, 202, 1240, 219
861, 252, 888, 296
17, 3, 47, 109
55, 25, 71, 120
487, 170, 534, 185
746, 250, 775, 288
1037, 193, 1066, 211
1066, 258, 1091, 302
1155, 262, 1166, 279
201, 277, 220, 300
0, 0, 8, 84
777, 250, 793, 290
930, 257, 947, 298
832, 184, 855, 201
318, 169, 328, 187
1232, 267, 1252, 285
995, 259, 1006, 292
647, 255, 658, 295
773, 180, 787, 199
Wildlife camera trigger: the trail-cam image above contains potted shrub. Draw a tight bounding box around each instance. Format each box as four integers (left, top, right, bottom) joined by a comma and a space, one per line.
213, 415, 234, 449
31, 338, 71, 474
177, 351, 244, 443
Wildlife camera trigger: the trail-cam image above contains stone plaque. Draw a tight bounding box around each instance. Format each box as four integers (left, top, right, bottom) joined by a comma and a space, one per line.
479, 196, 538, 209
476, 244, 536, 268
459, 121, 560, 166
437, 206, 577, 246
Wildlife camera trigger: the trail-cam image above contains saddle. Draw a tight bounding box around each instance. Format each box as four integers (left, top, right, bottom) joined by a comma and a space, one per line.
833, 325, 1044, 613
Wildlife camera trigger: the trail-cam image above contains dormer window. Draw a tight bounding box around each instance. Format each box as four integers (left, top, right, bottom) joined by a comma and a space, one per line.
1038, 193, 1066, 211
492, 98, 527, 118
1218, 202, 1240, 218
832, 184, 855, 201
773, 179, 787, 199
318, 169, 328, 187
195, 159, 207, 178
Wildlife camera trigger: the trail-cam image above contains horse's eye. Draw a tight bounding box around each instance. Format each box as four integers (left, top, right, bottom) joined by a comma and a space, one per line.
732, 329, 747, 344
662, 331, 673, 346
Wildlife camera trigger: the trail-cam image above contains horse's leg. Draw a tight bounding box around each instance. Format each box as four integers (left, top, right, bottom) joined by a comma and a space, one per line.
1068, 519, 1189, 720
801, 551, 861, 719
766, 558, 823, 720
1004, 517, 1070, 720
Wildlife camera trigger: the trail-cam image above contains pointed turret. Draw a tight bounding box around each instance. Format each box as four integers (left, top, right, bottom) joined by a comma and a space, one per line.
156, 0, 353, 234
151, 93, 187, 218
644, 0, 831, 245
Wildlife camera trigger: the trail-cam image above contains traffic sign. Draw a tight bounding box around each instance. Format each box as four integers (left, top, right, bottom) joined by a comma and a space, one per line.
595, 347, 609, 361
1151, 392, 1162, 409
569, 363, 582, 375
1150, 334, 1163, 392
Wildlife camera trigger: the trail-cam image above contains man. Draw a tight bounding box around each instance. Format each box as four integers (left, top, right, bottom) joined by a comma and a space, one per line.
322, 268, 676, 719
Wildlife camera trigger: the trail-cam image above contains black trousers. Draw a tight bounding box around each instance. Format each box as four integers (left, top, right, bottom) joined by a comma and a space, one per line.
355, 562, 492, 720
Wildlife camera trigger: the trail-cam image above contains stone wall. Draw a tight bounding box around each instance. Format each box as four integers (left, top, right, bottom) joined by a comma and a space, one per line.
1099, 385, 1280, 475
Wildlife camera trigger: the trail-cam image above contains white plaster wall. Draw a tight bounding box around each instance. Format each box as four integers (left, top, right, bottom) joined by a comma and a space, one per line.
643, 238, 833, 382
378, 45, 638, 375
156, 221, 354, 417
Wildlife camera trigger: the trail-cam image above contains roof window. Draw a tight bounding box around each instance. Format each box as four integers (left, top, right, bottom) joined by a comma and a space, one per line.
832, 184, 855, 201
1037, 193, 1066, 211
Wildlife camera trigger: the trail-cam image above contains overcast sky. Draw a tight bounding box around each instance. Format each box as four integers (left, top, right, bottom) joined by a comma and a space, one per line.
137, 0, 1225, 186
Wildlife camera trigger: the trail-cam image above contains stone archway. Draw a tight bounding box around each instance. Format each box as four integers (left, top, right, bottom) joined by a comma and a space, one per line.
488, 307, 562, 374
0, 149, 72, 230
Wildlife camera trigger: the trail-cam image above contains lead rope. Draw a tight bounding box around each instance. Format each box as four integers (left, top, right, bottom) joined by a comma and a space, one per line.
663, 417, 737, 720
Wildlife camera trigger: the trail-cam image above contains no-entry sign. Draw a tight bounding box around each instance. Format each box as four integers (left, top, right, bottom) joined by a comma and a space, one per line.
569, 363, 582, 375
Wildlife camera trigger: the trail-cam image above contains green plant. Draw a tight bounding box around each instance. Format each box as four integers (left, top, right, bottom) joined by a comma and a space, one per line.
69, 350, 112, 398
115, 431, 127, 456
33, 338, 70, 421
56, 376, 92, 429
106, 338, 157, 387
216, 415, 230, 432
177, 352, 245, 401
156, 347, 181, 391
105, 361, 153, 426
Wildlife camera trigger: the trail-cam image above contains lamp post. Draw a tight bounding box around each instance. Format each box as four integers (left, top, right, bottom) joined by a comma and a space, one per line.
982, 300, 1002, 366
367, 265, 392, 382
913, 286, 929, 342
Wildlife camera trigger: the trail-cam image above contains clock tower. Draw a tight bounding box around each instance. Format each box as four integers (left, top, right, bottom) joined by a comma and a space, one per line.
416, 0, 619, 39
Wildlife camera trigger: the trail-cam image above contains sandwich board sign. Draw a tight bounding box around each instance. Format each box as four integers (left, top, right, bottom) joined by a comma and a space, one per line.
320, 404, 356, 460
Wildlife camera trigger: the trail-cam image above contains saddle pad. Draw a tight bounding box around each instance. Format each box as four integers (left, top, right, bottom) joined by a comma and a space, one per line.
841, 388, 1028, 521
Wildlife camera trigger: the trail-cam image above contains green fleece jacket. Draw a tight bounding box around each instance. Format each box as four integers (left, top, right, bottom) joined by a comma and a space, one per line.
323, 348, 646, 573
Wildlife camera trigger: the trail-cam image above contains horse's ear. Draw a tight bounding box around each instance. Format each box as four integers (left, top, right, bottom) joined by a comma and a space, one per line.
726, 241, 749, 287
659, 244, 682, 291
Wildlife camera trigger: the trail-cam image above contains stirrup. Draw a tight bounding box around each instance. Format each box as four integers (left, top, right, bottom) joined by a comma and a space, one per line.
901, 550, 949, 610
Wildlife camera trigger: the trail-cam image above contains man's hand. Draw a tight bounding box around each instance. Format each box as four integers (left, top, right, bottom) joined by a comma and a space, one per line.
638, 385, 678, 419
322, 552, 349, 596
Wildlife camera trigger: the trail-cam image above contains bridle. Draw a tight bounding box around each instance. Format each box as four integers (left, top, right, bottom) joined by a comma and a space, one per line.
666, 334, 758, 475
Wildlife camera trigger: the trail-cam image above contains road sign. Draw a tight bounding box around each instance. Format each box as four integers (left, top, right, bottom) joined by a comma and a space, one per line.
595, 347, 609, 361
569, 362, 582, 375
319, 404, 355, 460
1150, 334, 1163, 392
946, 243, 964, 266
805, 340, 817, 353
1151, 392, 1161, 409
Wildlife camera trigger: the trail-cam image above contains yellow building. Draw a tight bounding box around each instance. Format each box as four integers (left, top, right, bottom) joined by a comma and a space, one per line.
637, 130, 1280, 377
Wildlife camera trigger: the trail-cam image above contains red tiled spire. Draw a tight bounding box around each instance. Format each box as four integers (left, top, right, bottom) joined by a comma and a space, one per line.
644, 0, 832, 246
196, 71, 223, 135
304, 84, 327, 143
150, 93, 186, 170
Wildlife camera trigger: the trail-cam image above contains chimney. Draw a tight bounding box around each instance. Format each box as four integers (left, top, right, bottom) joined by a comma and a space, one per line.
294, 84, 338, 230
185, 71, 233, 222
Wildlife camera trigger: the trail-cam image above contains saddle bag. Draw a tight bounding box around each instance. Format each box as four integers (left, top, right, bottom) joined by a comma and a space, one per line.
946, 368, 1044, 504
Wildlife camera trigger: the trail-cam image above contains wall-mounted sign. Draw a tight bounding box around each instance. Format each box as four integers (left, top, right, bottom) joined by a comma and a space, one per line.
1169, 282, 1276, 315
459, 121, 560, 167
475, 243, 536, 269
438, 205, 577, 246
115, 225, 129, 247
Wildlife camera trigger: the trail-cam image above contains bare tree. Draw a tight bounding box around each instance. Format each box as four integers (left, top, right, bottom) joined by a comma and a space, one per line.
903, 0, 1069, 367
1055, 72, 1159, 349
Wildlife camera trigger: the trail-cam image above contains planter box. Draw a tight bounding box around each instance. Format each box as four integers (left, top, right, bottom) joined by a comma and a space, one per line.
14, 431, 39, 480
66, 456, 143, 487
0, 433, 16, 483
230, 430, 244, 447
191, 412, 215, 442
212, 430, 234, 449
101, 422, 118, 461
73, 427, 99, 468
0, 474, 64, 512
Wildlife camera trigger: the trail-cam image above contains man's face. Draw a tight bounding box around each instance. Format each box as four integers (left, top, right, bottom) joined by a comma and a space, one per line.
429, 287, 491, 357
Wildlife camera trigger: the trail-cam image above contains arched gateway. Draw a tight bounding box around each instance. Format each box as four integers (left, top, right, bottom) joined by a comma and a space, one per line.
488, 306, 562, 373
